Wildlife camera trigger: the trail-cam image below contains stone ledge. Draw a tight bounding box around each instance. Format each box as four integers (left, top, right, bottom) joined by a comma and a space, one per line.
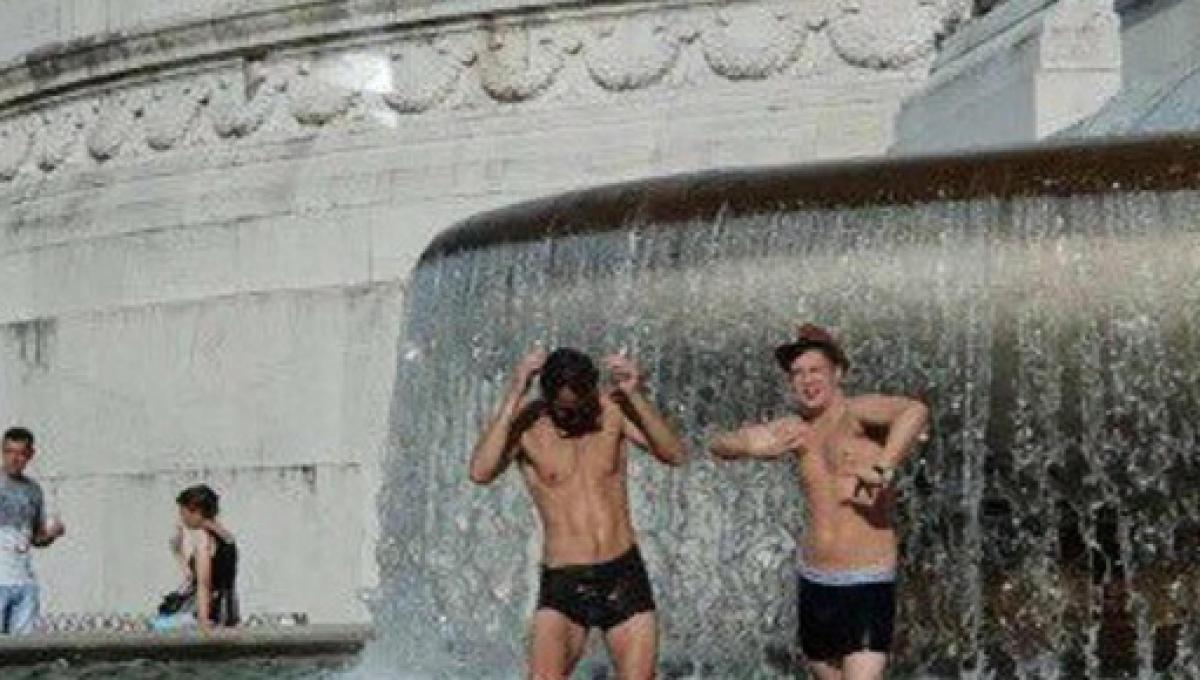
0, 623, 373, 667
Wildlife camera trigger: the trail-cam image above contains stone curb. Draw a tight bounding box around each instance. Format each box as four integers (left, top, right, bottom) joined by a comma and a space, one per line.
0, 623, 373, 667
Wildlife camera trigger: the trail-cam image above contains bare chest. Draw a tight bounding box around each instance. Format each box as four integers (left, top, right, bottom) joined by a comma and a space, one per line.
521, 422, 625, 488
797, 419, 865, 490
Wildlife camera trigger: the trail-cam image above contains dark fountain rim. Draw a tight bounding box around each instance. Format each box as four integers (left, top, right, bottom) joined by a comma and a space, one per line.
421, 133, 1200, 263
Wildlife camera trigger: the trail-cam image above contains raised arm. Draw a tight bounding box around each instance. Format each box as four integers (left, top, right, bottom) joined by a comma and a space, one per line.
846, 393, 929, 474
606, 354, 686, 466
709, 418, 810, 461
468, 349, 546, 484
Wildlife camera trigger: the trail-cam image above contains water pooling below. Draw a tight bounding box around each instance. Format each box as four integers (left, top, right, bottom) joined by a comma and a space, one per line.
366, 137, 1200, 679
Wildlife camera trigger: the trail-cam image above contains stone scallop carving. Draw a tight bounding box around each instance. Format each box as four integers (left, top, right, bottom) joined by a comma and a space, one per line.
34, 103, 90, 172
825, 0, 961, 69
0, 118, 32, 181
142, 80, 211, 151
211, 59, 286, 139
583, 14, 683, 92
288, 61, 357, 126
86, 93, 134, 161
701, 1, 807, 80
477, 24, 565, 103
383, 38, 468, 114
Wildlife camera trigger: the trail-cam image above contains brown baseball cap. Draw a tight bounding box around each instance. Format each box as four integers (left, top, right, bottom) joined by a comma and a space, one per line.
774, 323, 848, 371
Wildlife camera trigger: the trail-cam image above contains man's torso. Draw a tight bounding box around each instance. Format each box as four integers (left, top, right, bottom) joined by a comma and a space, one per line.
789, 404, 897, 572
518, 397, 636, 567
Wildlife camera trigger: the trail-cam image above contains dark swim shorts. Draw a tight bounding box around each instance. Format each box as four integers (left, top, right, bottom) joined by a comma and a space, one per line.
797, 568, 896, 661
536, 546, 656, 631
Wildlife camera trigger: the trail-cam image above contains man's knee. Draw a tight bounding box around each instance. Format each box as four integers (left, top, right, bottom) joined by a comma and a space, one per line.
841, 651, 887, 680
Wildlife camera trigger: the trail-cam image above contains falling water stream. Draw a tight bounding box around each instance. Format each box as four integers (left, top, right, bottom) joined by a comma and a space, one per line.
368, 140, 1200, 679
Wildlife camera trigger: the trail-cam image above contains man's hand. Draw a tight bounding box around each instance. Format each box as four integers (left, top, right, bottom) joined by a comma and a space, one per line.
44, 517, 65, 540
837, 437, 894, 501
769, 418, 813, 455
511, 348, 547, 395
33, 515, 66, 546
604, 353, 642, 394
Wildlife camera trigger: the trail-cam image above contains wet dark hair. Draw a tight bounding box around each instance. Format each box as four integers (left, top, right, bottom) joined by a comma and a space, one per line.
176, 484, 220, 519
2, 427, 35, 448
539, 347, 599, 401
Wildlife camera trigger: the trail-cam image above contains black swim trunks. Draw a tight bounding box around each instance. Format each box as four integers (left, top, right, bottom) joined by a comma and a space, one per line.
797, 568, 896, 661
536, 546, 656, 631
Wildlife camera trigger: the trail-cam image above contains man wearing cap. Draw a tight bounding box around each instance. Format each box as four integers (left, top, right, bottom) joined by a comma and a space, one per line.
709, 324, 928, 680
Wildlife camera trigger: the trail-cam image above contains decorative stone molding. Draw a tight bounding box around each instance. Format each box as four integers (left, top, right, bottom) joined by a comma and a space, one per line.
827, 0, 971, 69
0, 0, 969, 185
700, 1, 807, 80
33, 102, 89, 172
86, 93, 133, 161
210, 60, 289, 138
383, 38, 470, 114
290, 62, 357, 126
144, 80, 214, 150
478, 23, 568, 102
0, 118, 30, 180
585, 12, 685, 91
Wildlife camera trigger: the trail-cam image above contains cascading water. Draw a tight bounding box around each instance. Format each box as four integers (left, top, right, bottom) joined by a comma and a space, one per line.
365, 139, 1200, 679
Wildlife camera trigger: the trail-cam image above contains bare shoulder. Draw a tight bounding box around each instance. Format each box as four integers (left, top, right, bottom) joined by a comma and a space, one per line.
191, 527, 214, 554
513, 400, 548, 448
846, 393, 916, 414
846, 393, 887, 409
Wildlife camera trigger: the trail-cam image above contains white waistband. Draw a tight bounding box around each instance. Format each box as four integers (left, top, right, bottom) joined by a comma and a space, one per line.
797, 561, 896, 586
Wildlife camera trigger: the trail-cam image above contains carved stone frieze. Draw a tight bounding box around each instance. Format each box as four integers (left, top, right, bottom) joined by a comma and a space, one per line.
33, 102, 90, 172
143, 79, 213, 151
584, 13, 685, 91
210, 58, 288, 138
0, 117, 31, 180
0, 0, 966, 184
826, 0, 969, 69
700, 1, 807, 80
477, 23, 567, 103
289, 61, 356, 126
383, 37, 470, 114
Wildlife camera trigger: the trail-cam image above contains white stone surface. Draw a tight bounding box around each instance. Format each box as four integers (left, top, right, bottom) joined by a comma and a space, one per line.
0, 0, 968, 622
3, 285, 400, 622
894, 0, 1121, 152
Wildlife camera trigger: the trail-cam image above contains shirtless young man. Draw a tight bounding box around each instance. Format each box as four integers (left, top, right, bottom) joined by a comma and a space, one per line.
709, 324, 928, 680
469, 347, 686, 680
